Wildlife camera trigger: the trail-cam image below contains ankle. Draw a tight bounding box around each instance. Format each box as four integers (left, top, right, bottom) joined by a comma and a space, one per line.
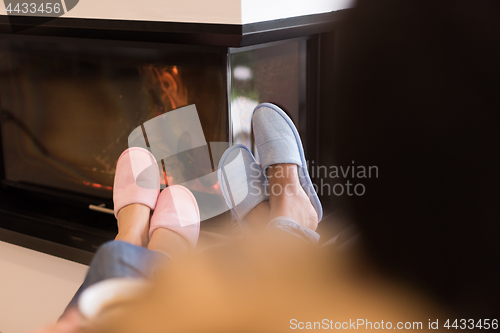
267, 164, 299, 184
148, 228, 190, 257
266, 165, 318, 230
115, 230, 147, 247
116, 203, 151, 247
245, 201, 271, 228
117, 203, 151, 219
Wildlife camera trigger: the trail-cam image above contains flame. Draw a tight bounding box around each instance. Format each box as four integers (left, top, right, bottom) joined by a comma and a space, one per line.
83, 181, 113, 191
139, 64, 220, 194
141, 64, 188, 113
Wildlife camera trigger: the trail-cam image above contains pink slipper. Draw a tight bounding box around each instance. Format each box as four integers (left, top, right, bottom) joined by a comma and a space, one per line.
113, 148, 160, 218
149, 185, 200, 248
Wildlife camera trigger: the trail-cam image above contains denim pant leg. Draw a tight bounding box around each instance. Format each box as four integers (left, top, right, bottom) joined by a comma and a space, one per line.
64, 240, 168, 312
266, 216, 320, 244
266, 216, 358, 253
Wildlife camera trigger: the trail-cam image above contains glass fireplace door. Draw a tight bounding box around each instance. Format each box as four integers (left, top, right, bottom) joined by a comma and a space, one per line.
0, 37, 228, 200
229, 39, 308, 159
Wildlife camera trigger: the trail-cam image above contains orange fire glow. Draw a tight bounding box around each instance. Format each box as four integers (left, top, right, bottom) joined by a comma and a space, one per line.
142, 64, 189, 112
83, 181, 113, 191
140, 64, 222, 194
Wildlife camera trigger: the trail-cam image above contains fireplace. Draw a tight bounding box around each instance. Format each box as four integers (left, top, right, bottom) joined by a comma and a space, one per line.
0, 3, 348, 263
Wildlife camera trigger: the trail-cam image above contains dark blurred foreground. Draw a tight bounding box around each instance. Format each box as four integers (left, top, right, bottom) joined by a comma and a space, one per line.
332, 0, 500, 318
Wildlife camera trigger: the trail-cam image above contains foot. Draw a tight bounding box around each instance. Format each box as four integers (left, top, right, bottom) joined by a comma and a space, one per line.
149, 185, 200, 249
218, 144, 269, 224
252, 103, 323, 222
267, 164, 318, 231
244, 201, 271, 229
115, 203, 151, 247
113, 147, 160, 218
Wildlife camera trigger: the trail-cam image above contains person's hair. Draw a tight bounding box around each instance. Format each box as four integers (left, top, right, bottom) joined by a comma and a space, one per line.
332, 0, 500, 317
89, 234, 439, 333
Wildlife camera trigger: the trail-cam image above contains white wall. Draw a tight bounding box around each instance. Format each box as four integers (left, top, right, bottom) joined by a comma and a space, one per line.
0, 241, 87, 333
1, 0, 354, 24
63, 0, 242, 24
241, 0, 354, 24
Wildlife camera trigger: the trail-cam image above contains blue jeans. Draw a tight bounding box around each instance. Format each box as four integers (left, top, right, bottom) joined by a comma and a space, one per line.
64, 240, 168, 313
63, 217, 320, 315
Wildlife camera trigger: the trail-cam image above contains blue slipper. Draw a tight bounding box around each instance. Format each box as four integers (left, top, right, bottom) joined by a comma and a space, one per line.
218, 144, 269, 223
252, 103, 323, 222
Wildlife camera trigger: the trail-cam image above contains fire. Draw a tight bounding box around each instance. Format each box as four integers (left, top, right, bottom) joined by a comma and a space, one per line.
141, 64, 189, 113
83, 181, 113, 191
138, 64, 220, 194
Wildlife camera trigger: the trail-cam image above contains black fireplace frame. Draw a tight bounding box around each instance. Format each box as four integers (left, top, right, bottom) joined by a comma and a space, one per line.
0, 11, 345, 264
0, 11, 345, 46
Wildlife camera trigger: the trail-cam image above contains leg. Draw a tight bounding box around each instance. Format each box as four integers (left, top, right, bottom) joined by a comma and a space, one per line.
242, 164, 318, 238
115, 203, 151, 247
62, 240, 167, 315
59, 147, 166, 318
266, 216, 320, 244
251, 103, 323, 225
63, 200, 159, 314
244, 201, 271, 229
148, 228, 190, 257
267, 164, 318, 231
148, 185, 201, 252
